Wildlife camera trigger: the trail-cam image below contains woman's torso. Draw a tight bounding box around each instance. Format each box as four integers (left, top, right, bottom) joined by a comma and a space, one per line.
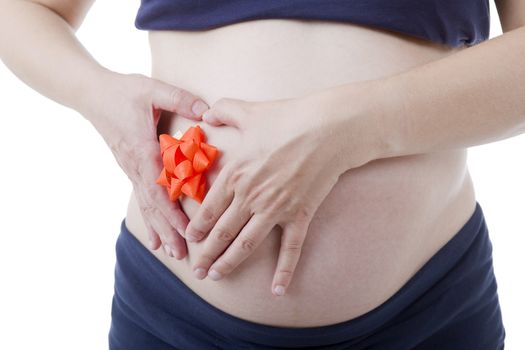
124, 19, 477, 327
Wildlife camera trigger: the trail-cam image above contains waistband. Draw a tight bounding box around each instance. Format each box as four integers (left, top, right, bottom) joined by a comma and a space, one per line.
113, 201, 491, 348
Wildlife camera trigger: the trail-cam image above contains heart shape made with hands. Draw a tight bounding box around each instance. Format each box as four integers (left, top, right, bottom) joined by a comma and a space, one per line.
156, 125, 220, 203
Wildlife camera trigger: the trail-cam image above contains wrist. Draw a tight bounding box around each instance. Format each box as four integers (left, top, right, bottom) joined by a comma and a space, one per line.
73, 64, 116, 117
307, 79, 397, 173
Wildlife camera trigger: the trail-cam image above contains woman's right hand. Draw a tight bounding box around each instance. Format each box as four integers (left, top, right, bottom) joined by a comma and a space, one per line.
79, 69, 210, 259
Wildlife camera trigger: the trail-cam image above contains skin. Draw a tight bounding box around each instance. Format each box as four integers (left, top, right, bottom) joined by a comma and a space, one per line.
185, 93, 383, 295
185, 4, 525, 296
0, 0, 208, 259
1, 0, 523, 327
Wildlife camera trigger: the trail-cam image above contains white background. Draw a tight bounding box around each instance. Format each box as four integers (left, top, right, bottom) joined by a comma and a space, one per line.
0, 1, 523, 349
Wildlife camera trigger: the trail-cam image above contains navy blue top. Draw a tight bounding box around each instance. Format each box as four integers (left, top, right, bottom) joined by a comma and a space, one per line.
135, 0, 491, 48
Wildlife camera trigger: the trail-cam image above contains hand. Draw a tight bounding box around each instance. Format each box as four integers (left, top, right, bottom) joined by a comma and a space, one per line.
185, 89, 381, 296
79, 69, 210, 259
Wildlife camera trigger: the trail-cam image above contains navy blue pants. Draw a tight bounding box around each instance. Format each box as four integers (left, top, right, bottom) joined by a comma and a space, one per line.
108, 201, 505, 349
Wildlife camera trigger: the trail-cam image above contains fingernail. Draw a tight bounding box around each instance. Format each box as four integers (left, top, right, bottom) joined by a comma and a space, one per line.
192, 100, 209, 117
163, 244, 173, 257
208, 269, 222, 281
274, 285, 285, 296
194, 267, 207, 279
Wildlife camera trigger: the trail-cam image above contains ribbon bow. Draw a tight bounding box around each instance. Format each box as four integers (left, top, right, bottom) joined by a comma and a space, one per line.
155, 125, 220, 203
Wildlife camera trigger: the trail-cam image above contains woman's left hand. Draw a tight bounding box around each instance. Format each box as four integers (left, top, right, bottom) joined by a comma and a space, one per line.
185, 86, 384, 296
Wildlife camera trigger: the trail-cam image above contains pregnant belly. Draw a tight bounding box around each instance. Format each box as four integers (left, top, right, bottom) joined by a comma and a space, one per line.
124, 19, 477, 327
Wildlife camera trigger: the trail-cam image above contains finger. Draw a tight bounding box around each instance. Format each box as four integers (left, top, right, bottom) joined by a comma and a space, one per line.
271, 221, 309, 297
160, 199, 190, 239
191, 198, 252, 280
133, 174, 188, 260
145, 202, 188, 260
152, 208, 188, 260
206, 214, 274, 281
134, 137, 189, 236
130, 179, 162, 251
143, 219, 162, 250
150, 78, 209, 120
202, 97, 248, 128
184, 163, 235, 242
139, 144, 190, 237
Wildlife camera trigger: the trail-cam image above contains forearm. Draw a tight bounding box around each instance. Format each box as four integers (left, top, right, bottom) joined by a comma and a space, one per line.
328, 25, 525, 165
0, 0, 107, 113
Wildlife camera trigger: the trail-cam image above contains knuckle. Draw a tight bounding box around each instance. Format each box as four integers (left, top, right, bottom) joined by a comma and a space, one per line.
199, 253, 217, 266
163, 233, 178, 246
201, 206, 217, 223
140, 203, 158, 217
169, 87, 185, 106
295, 206, 313, 222
225, 162, 246, 188
242, 184, 263, 204
240, 236, 257, 252
144, 184, 160, 200
187, 225, 206, 240
276, 187, 293, 204
218, 258, 235, 273
267, 189, 295, 216
265, 196, 285, 216
215, 228, 236, 242
230, 168, 245, 186
283, 240, 303, 253
129, 163, 143, 182
278, 268, 294, 277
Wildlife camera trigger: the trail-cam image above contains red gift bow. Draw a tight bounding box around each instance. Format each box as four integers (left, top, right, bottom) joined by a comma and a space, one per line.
155, 125, 219, 203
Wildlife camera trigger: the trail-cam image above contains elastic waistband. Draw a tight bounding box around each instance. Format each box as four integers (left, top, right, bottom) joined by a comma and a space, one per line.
114, 201, 490, 348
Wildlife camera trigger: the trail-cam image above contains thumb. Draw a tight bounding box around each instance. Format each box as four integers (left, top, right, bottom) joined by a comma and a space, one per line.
202, 97, 248, 128
150, 78, 209, 120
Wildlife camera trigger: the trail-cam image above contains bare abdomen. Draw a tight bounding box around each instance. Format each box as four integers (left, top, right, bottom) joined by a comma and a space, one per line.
124, 19, 477, 327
